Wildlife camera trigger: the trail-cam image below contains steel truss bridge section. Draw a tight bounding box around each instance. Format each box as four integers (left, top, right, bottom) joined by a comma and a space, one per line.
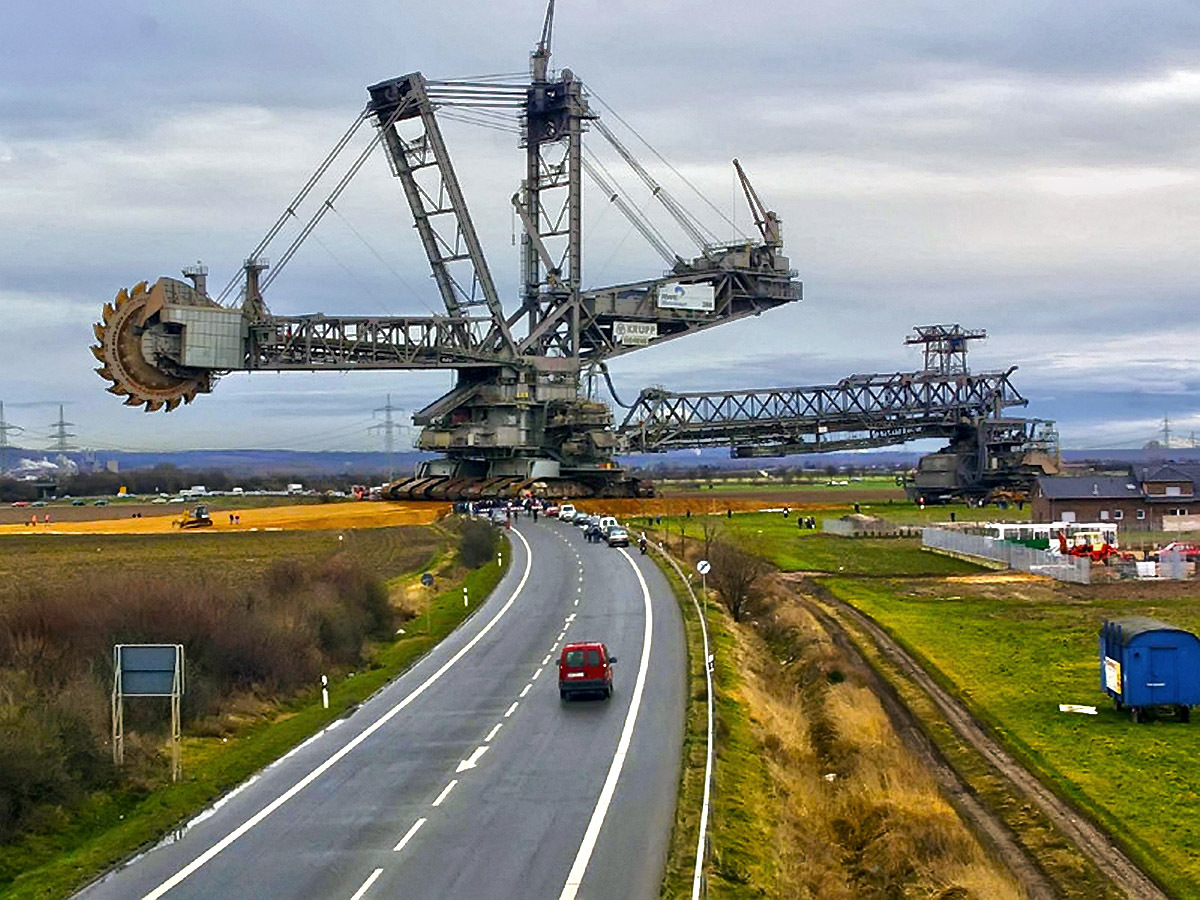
618, 368, 1029, 457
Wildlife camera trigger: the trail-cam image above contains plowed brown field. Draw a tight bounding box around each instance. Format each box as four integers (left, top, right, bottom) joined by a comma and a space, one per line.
0, 501, 447, 536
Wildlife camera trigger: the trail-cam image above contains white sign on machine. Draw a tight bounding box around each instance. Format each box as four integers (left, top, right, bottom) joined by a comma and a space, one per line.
1104, 656, 1122, 694
612, 321, 658, 346
656, 282, 715, 312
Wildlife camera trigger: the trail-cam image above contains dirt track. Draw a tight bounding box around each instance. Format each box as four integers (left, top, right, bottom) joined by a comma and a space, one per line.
0, 501, 446, 536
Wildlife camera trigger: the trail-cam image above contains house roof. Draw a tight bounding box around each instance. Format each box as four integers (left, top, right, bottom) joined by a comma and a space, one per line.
1138, 463, 1200, 485
1037, 475, 1143, 500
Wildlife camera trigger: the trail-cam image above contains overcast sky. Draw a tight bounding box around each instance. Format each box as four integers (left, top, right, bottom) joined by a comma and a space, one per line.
2, 0, 1199, 455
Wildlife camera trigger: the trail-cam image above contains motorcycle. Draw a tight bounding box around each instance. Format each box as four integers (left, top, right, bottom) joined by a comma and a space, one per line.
638, 537, 647, 555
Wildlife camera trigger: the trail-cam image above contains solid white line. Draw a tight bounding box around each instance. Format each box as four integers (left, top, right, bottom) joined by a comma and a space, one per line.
533, 667, 544, 680
393, 817, 426, 852
557, 548, 654, 900
432, 779, 458, 807
349, 868, 383, 900
520, 683, 532, 698
485, 723, 503, 742
504, 701, 519, 718
139, 528, 535, 900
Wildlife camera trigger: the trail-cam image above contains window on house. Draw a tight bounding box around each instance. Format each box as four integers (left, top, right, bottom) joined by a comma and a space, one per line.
1099, 510, 1109, 520
1114, 509, 1124, 520
1061, 511, 1076, 523
1167, 486, 1182, 497
1137, 509, 1146, 520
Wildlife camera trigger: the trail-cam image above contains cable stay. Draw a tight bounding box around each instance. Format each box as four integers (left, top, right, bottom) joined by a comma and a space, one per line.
261, 100, 415, 294
580, 153, 680, 267
592, 119, 720, 253
216, 109, 369, 305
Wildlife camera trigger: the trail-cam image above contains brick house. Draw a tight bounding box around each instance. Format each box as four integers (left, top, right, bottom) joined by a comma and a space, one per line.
1033, 464, 1200, 531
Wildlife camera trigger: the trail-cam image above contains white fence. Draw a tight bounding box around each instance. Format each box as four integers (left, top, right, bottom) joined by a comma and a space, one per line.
922, 527, 1092, 584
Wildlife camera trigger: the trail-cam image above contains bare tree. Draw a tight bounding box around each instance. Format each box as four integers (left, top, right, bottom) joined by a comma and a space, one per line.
698, 516, 721, 560
709, 540, 772, 622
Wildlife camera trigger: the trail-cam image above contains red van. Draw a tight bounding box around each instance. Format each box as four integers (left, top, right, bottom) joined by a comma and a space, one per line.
559, 641, 617, 701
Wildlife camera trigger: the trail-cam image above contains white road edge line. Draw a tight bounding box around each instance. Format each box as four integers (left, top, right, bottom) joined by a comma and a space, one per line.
485, 723, 503, 742
557, 548, 654, 900
432, 779, 458, 807
349, 867, 383, 900
139, 528, 535, 900
504, 701, 519, 717
393, 817, 427, 852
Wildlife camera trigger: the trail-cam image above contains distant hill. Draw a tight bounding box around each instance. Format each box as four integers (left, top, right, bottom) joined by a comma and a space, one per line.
6, 444, 1198, 477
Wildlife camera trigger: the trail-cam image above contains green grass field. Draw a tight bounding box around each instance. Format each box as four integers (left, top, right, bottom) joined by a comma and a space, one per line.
825, 576, 1200, 897
648, 511, 983, 576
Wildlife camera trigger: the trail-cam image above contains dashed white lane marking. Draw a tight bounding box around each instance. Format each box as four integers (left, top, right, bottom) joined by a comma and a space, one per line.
431, 779, 458, 807
557, 548, 655, 900
349, 868, 383, 900
542, 654, 552, 666
574, 598, 579, 605
566, 614, 576, 623
456, 745, 489, 772
504, 701, 519, 718
485, 723, 503, 742
533, 667, 544, 680
138, 528, 536, 900
519, 683, 532, 698
557, 631, 567, 642
393, 818, 426, 852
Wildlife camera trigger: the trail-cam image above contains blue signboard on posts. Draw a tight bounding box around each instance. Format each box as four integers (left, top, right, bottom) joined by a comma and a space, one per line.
116, 644, 184, 696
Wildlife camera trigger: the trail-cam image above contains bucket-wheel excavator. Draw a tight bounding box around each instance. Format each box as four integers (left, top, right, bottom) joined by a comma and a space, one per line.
91, 3, 1051, 501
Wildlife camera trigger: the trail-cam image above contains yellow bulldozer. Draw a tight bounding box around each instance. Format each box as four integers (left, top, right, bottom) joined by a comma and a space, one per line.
174, 504, 213, 529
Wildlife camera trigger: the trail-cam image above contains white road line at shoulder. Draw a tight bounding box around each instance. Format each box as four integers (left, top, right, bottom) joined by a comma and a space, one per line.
349, 868, 383, 900
393, 818, 426, 852
504, 701, 519, 718
520, 684, 532, 698
485, 723, 503, 742
139, 528, 535, 900
431, 779, 458, 807
557, 548, 654, 900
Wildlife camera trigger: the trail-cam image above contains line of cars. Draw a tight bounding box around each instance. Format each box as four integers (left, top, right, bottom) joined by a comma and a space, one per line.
550, 503, 630, 547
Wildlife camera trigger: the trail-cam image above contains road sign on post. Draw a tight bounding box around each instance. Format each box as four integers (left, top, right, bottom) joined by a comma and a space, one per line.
696, 560, 711, 616
112, 644, 185, 781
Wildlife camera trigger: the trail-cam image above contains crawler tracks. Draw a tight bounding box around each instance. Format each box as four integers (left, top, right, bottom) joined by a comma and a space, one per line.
799, 583, 1167, 900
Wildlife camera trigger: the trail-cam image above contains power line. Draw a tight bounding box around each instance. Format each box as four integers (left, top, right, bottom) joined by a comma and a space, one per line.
0, 401, 25, 473
369, 394, 407, 479
47, 403, 76, 452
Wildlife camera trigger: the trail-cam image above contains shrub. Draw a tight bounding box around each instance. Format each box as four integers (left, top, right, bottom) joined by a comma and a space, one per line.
459, 519, 498, 569
709, 540, 772, 622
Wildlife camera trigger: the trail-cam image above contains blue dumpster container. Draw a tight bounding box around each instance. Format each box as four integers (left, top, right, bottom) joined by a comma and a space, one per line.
1100, 617, 1200, 723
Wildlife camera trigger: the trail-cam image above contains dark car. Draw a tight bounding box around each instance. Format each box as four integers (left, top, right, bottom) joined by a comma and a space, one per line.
606, 527, 630, 547
559, 641, 617, 700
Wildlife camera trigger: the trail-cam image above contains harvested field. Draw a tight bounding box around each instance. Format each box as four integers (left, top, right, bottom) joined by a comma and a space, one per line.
0, 500, 446, 536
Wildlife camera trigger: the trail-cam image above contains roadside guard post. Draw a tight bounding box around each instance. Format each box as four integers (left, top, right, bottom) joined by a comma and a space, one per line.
112, 644, 185, 781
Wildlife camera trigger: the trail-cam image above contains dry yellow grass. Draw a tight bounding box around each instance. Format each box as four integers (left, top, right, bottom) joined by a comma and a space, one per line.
0, 501, 446, 536
729, 594, 1025, 899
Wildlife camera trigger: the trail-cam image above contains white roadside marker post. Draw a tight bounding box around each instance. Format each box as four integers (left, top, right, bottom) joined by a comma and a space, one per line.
321, 674, 328, 710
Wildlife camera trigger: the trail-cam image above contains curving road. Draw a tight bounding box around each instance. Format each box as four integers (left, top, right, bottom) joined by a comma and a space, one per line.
77, 517, 687, 900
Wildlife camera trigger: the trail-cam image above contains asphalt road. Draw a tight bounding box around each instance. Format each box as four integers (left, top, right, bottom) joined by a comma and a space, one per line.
77, 515, 687, 900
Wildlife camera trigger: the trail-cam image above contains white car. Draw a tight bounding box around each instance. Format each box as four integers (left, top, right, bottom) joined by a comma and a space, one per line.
558, 503, 577, 521
598, 516, 619, 536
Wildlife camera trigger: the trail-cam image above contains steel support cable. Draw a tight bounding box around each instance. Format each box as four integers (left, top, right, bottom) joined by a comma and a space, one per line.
593, 119, 718, 252
581, 150, 678, 266
216, 109, 370, 305
261, 102, 412, 293
328, 206, 440, 316
590, 88, 743, 242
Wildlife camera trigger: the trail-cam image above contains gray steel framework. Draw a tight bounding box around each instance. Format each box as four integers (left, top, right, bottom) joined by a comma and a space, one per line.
619, 369, 1028, 456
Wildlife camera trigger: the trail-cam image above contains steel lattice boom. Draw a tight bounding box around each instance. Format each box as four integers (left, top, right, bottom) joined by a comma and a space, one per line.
618, 368, 1027, 456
